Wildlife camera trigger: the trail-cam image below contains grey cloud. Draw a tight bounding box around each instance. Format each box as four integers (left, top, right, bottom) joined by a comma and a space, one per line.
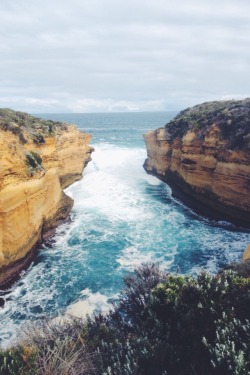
0, 0, 250, 112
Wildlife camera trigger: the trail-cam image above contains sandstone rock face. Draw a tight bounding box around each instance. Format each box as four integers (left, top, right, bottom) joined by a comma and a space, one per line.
0, 110, 93, 286
144, 99, 250, 226
243, 244, 250, 262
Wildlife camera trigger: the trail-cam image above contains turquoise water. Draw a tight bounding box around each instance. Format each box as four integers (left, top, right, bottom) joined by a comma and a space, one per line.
0, 111, 249, 347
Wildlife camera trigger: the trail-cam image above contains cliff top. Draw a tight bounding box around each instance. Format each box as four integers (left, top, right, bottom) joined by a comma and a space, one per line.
0, 108, 68, 144
165, 98, 250, 150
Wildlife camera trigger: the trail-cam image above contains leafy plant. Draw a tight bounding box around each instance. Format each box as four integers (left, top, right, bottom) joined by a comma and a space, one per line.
0, 108, 68, 144
0, 346, 37, 375
25, 151, 43, 176
2, 264, 250, 375
85, 266, 250, 375
165, 98, 250, 150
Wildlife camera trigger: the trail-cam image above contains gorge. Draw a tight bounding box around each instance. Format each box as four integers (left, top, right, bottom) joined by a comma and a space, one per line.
0, 110, 249, 349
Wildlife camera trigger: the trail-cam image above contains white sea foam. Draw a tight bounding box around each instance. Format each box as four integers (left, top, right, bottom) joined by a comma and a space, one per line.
143, 174, 162, 185
117, 246, 154, 270
66, 144, 151, 223
1, 136, 249, 349
67, 290, 111, 318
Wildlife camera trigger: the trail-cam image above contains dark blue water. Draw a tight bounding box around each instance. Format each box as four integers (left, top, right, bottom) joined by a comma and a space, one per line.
0, 112, 249, 347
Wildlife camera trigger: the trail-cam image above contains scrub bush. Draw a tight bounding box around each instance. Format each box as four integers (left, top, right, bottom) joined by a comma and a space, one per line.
1, 264, 250, 375
165, 99, 250, 150
85, 266, 250, 375
25, 151, 43, 176
0, 346, 36, 375
0, 108, 68, 145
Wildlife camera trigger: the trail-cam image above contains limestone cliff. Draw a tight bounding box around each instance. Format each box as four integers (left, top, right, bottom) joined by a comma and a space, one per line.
0, 109, 93, 287
144, 99, 250, 226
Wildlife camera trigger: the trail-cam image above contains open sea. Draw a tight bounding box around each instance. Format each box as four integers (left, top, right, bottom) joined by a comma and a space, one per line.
0, 111, 250, 347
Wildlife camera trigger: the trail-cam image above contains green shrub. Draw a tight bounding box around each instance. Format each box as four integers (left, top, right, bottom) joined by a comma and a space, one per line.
25, 151, 43, 176
0, 121, 27, 144
203, 314, 250, 375
2, 264, 250, 375
0, 346, 37, 375
29, 151, 42, 165
0, 108, 68, 142
84, 266, 250, 375
165, 99, 250, 150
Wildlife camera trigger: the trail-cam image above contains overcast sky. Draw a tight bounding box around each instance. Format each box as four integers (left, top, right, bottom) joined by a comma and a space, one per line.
0, 0, 250, 113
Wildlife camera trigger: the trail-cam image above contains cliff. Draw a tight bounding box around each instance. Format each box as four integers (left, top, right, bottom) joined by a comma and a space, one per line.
143, 99, 250, 226
0, 109, 93, 287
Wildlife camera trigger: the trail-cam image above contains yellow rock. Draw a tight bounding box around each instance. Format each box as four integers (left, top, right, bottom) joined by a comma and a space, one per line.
143, 125, 250, 226
0, 122, 93, 286
243, 244, 250, 261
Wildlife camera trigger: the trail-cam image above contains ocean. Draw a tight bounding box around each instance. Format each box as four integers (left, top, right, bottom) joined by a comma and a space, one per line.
0, 111, 249, 347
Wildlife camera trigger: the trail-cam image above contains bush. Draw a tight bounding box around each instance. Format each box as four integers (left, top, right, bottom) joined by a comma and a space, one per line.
22, 319, 97, 375
25, 151, 43, 176
0, 108, 68, 143
203, 314, 250, 375
165, 99, 250, 150
84, 266, 250, 375
2, 264, 250, 375
0, 346, 36, 375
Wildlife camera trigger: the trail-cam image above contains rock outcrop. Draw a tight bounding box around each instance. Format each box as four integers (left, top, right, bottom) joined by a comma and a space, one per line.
0, 109, 93, 287
144, 99, 250, 226
243, 244, 250, 262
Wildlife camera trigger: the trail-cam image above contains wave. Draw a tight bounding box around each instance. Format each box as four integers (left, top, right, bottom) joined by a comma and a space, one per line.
0, 142, 249, 348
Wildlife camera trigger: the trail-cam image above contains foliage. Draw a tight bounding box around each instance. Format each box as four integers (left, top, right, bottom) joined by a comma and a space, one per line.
26, 151, 42, 167
203, 314, 250, 375
223, 260, 250, 278
0, 108, 68, 144
1, 264, 250, 374
0, 346, 37, 375
84, 266, 250, 375
22, 319, 96, 375
25, 151, 44, 176
164, 98, 250, 150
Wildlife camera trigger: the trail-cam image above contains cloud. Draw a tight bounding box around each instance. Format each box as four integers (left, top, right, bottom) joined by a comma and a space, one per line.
67, 98, 165, 113
0, 0, 250, 112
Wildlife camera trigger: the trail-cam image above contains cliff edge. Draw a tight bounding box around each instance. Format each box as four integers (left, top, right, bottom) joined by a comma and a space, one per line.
143, 99, 250, 226
0, 109, 93, 287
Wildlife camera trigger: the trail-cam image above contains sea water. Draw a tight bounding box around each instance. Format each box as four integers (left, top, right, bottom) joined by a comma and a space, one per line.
0, 112, 249, 347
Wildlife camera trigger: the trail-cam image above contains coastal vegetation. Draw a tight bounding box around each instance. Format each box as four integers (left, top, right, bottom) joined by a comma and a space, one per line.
1, 264, 250, 375
144, 98, 250, 226
0, 108, 93, 288
0, 108, 67, 144
25, 151, 44, 176
1, 104, 249, 373
164, 99, 250, 150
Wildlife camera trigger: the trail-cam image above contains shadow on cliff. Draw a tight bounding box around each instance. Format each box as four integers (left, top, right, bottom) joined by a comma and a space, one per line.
143, 180, 250, 234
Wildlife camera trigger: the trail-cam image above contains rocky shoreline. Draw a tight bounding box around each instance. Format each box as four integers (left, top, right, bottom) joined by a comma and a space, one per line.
0, 109, 93, 288
143, 99, 250, 227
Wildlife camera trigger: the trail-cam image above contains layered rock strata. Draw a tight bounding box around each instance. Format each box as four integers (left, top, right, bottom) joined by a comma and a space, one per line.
144, 99, 250, 226
0, 109, 93, 287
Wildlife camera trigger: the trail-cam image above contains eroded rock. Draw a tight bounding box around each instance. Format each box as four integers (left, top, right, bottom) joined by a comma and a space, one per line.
0, 109, 93, 287
144, 99, 250, 226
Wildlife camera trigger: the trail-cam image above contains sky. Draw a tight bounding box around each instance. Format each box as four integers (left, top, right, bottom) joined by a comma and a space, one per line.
0, 0, 250, 113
